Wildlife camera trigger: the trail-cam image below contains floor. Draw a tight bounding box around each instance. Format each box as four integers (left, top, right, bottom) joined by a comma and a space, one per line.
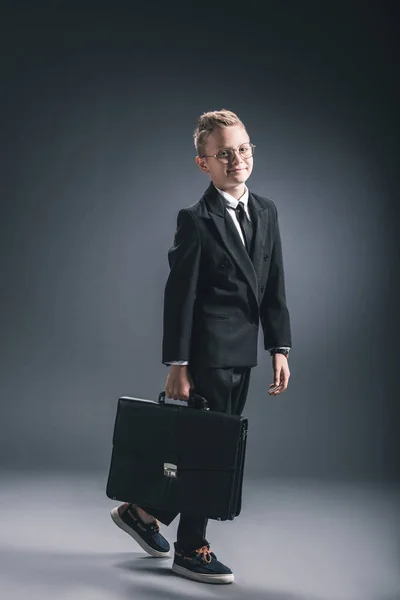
0, 471, 398, 600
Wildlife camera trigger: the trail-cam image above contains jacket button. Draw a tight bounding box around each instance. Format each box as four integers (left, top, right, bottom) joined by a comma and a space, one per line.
250, 319, 256, 324
261, 286, 265, 293
264, 254, 268, 261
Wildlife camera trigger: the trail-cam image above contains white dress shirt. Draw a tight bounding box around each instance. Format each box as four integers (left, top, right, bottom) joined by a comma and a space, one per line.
214, 184, 251, 246
168, 183, 290, 364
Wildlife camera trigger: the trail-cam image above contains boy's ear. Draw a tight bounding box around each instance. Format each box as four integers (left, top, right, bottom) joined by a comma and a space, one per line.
196, 157, 209, 172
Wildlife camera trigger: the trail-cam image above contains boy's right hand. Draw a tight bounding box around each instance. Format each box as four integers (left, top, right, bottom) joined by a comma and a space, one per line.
165, 365, 192, 401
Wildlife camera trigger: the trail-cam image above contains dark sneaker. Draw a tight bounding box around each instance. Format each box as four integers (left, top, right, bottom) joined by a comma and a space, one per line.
110, 503, 170, 558
172, 542, 234, 584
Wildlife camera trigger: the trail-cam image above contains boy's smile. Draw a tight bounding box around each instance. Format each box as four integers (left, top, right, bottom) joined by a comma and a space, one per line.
196, 124, 254, 199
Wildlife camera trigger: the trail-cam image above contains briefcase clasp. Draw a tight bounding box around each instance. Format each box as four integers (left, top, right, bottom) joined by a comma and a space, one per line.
164, 463, 178, 478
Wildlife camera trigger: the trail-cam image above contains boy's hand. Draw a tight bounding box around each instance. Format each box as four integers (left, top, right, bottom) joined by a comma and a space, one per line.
165, 365, 192, 401
268, 354, 290, 395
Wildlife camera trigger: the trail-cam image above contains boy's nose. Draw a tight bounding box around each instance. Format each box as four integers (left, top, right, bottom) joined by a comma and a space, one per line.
230, 150, 244, 165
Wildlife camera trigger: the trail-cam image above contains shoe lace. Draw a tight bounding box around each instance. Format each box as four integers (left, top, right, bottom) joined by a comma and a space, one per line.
195, 545, 212, 563
149, 519, 160, 534
130, 506, 160, 534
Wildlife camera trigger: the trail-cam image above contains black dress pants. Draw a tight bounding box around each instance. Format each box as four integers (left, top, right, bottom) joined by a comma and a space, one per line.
139, 365, 252, 552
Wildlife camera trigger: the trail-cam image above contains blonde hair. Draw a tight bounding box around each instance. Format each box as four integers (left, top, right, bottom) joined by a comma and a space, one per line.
193, 109, 246, 157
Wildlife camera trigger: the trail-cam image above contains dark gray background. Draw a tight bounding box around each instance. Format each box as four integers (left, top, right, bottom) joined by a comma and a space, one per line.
1, 1, 398, 480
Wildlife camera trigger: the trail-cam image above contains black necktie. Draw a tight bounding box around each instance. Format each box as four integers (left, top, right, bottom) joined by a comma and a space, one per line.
235, 201, 253, 253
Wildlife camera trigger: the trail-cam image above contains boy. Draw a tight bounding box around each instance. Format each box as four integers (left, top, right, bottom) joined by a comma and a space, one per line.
111, 109, 292, 584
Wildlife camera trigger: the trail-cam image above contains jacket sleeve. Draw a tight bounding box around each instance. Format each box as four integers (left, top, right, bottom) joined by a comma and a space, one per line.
260, 203, 292, 350
161, 209, 201, 365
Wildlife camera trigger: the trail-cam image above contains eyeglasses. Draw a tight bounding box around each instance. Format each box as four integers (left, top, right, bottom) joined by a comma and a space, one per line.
201, 142, 256, 164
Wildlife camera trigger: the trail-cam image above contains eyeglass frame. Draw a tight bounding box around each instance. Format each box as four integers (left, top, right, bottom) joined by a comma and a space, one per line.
200, 142, 256, 163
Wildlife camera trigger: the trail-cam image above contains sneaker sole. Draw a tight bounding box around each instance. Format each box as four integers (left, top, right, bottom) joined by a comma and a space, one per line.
172, 563, 234, 584
110, 507, 170, 558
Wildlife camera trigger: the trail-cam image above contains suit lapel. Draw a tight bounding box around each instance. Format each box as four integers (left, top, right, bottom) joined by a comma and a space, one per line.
248, 191, 269, 285
203, 183, 268, 304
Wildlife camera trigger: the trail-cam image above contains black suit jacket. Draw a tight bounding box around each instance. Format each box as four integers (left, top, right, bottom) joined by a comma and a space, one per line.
162, 181, 292, 368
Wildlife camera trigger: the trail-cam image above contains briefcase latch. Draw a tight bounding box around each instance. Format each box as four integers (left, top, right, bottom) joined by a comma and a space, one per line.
164, 463, 178, 478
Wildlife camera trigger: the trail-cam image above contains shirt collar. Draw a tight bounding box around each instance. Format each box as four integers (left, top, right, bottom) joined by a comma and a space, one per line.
213, 183, 249, 210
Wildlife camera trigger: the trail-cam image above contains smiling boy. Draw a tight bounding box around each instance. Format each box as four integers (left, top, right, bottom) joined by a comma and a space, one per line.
111, 109, 292, 584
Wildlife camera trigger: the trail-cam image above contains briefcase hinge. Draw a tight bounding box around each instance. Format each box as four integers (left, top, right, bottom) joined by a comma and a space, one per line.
164, 463, 178, 478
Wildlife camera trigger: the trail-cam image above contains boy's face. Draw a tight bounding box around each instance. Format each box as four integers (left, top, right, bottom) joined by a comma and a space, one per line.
196, 124, 253, 191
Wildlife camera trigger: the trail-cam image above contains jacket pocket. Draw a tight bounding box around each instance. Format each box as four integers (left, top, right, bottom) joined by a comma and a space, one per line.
202, 313, 229, 320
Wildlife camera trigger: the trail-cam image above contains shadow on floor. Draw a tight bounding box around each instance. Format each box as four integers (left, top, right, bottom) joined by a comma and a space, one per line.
0, 545, 329, 600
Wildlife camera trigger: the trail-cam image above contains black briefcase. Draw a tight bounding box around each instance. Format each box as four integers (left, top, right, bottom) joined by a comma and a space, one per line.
106, 391, 248, 521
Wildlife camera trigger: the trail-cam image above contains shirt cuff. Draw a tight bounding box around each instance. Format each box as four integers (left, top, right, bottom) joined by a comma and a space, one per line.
166, 361, 189, 365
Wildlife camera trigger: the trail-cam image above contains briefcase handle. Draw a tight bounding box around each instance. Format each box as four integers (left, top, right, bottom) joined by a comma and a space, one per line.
158, 390, 209, 411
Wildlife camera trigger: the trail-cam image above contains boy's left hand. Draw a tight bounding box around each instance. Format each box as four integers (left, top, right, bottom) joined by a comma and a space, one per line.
268, 353, 290, 395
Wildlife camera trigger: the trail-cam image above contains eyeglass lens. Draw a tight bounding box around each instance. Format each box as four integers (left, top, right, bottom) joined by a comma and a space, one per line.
216, 143, 253, 163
